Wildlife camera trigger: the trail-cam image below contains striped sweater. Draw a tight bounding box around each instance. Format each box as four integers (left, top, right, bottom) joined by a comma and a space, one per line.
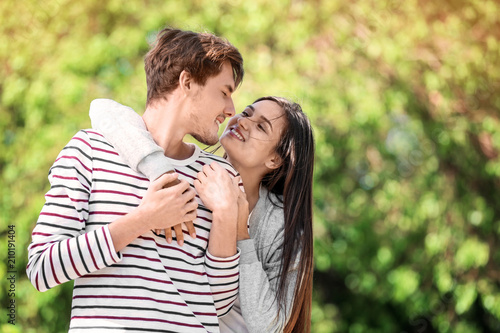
27, 129, 240, 333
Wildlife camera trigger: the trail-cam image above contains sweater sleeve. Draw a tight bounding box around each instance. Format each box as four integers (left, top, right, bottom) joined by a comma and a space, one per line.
89, 99, 173, 181
26, 130, 122, 292
203, 160, 243, 317
237, 209, 299, 332
204, 250, 241, 317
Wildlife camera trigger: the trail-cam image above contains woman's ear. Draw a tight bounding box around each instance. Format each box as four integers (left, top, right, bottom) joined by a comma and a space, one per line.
179, 70, 192, 94
265, 154, 282, 170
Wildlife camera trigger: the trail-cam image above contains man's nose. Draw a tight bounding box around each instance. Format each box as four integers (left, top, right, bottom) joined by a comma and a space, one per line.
224, 98, 235, 118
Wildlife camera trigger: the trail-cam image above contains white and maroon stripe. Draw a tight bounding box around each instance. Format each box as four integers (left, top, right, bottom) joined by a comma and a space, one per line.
28, 130, 240, 332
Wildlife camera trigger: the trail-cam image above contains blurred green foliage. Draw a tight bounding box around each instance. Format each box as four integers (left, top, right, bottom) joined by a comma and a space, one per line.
1, 0, 499, 332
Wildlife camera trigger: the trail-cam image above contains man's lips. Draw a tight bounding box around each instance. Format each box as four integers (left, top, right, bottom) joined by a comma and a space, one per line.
215, 116, 225, 127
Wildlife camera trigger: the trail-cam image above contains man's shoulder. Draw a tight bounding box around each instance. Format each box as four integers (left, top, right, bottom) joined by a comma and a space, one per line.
64, 129, 120, 160
80, 129, 106, 140
68, 129, 106, 143
70, 129, 114, 148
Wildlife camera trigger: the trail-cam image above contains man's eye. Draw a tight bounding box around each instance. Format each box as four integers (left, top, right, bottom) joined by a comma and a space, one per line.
222, 91, 227, 96
241, 111, 249, 116
258, 124, 266, 131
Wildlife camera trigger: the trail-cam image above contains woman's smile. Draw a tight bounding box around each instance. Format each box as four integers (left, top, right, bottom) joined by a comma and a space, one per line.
228, 127, 245, 142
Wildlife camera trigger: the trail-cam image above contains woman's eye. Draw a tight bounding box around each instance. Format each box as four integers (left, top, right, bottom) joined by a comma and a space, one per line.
222, 91, 227, 97
241, 111, 249, 116
258, 124, 266, 132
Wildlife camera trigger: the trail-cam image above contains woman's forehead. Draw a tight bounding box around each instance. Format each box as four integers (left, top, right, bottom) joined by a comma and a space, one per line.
250, 100, 285, 118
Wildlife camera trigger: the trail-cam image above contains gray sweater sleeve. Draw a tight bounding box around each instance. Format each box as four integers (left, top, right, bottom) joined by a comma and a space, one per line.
237, 202, 299, 333
89, 99, 174, 180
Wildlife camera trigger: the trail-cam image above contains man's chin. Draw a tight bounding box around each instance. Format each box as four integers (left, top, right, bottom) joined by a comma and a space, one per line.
191, 134, 219, 146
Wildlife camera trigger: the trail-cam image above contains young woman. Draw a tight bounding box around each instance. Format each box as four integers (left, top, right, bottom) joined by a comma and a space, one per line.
90, 96, 315, 332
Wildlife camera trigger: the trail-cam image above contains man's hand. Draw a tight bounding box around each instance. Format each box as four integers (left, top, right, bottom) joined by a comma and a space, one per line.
108, 172, 197, 252
153, 171, 197, 245
139, 173, 198, 231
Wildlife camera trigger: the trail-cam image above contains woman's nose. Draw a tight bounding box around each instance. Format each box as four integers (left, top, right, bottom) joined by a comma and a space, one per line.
237, 116, 249, 129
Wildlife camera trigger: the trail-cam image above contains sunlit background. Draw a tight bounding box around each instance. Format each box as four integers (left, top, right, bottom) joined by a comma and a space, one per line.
1, 0, 500, 332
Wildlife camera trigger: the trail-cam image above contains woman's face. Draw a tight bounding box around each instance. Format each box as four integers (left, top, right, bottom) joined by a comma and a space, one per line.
220, 99, 287, 173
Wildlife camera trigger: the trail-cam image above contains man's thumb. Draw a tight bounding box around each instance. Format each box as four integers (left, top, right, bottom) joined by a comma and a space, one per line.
154, 172, 179, 189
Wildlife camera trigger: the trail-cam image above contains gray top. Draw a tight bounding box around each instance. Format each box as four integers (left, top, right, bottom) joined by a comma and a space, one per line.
89, 99, 298, 332
89, 99, 174, 181
237, 185, 297, 332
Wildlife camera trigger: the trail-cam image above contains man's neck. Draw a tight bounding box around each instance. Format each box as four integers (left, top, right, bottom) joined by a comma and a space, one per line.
142, 100, 194, 160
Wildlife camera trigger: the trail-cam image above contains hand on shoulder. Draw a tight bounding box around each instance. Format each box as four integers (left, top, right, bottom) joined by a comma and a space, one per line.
194, 162, 239, 214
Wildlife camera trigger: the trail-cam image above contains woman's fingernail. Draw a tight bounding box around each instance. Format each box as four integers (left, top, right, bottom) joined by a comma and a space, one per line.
191, 233, 196, 239
167, 238, 172, 244
178, 240, 184, 246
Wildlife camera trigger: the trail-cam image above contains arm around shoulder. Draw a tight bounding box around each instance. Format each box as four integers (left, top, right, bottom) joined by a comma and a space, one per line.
89, 99, 173, 180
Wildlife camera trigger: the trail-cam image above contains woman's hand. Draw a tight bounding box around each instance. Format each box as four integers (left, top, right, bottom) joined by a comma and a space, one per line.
235, 186, 250, 241
195, 162, 241, 257
194, 162, 240, 213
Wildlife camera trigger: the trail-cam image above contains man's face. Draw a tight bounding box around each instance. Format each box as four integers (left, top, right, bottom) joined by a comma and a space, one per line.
187, 62, 236, 146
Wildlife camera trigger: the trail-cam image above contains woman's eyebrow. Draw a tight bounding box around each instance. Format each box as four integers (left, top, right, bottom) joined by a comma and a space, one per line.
246, 105, 273, 130
260, 115, 273, 130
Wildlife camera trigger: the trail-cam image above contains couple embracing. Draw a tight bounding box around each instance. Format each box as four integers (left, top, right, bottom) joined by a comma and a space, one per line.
27, 27, 314, 333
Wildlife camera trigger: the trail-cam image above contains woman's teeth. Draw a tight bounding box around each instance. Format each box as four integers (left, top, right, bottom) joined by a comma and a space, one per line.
231, 128, 245, 141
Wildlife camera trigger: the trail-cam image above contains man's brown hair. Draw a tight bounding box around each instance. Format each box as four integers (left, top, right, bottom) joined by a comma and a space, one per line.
144, 27, 244, 106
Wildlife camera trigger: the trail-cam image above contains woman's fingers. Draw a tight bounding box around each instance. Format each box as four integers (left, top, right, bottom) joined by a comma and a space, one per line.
173, 224, 184, 246
184, 221, 196, 239
164, 227, 172, 244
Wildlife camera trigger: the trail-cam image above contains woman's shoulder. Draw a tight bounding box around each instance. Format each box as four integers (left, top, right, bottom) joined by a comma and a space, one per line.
249, 187, 287, 261
253, 186, 285, 233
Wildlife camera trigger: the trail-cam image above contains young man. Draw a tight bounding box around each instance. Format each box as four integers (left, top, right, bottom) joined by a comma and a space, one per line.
27, 28, 245, 332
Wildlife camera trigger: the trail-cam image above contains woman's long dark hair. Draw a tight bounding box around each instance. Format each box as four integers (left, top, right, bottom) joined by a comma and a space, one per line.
256, 96, 314, 332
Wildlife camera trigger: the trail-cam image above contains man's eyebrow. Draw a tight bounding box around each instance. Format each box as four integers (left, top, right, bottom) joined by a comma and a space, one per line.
226, 84, 234, 93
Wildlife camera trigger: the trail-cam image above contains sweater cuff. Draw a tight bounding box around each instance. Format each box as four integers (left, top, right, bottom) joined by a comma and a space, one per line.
137, 151, 175, 181
237, 239, 259, 264
100, 225, 123, 264
205, 249, 241, 269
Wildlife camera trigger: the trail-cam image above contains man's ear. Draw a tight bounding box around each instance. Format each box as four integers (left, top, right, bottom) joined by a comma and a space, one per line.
265, 154, 282, 170
179, 70, 192, 94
